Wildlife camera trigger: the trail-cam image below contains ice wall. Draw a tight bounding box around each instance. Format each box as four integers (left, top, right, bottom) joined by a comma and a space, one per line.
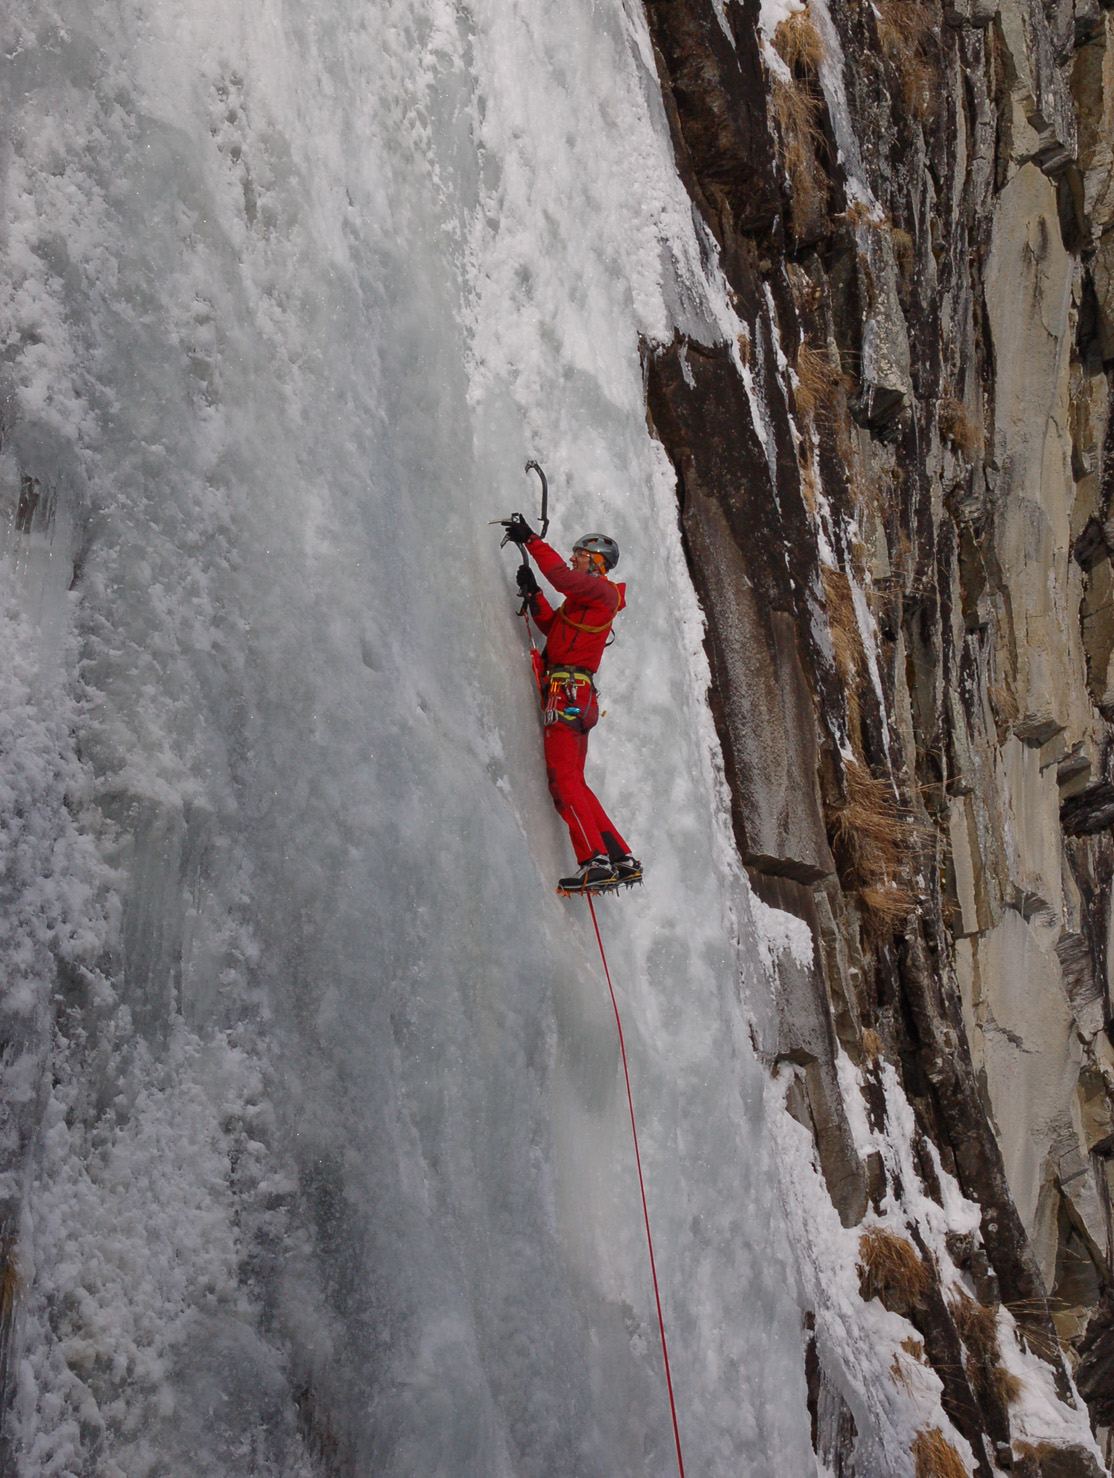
0, 0, 815, 1471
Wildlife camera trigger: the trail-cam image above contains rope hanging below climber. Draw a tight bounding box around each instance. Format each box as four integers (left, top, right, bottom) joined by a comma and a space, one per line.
494, 462, 681, 1475
587, 895, 685, 1478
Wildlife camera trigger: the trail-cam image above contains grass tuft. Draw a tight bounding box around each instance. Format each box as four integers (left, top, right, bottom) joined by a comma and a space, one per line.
861, 1027, 883, 1061
891, 225, 916, 282
773, 6, 824, 71
891, 1334, 929, 1392
995, 1364, 1023, 1406
820, 566, 862, 684
949, 1289, 998, 1360
949, 1289, 1026, 1411
794, 340, 846, 425
859, 1226, 931, 1308
1002, 1300, 1065, 1363
820, 575, 925, 934
860, 881, 916, 934
829, 758, 913, 877
937, 396, 984, 456
771, 78, 829, 239
876, 0, 940, 121
912, 1426, 969, 1478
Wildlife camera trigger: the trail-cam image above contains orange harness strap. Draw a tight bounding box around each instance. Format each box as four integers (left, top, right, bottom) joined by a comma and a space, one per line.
556, 582, 626, 635
556, 607, 614, 634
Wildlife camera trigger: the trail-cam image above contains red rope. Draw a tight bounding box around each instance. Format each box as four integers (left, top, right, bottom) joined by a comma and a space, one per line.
586, 895, 685, 1478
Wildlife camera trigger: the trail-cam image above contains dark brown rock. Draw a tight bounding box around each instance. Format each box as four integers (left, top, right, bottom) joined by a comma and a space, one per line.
643, 0, 1114, 1457
642, 0, 782, 240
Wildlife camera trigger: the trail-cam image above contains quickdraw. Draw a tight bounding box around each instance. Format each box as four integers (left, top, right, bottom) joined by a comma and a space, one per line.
542, 666, 597, 729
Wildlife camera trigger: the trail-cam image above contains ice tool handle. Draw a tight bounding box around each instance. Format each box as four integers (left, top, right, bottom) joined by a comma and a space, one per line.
492, 460, 550, 550
515, 460, 549, 610
491, 460, 550, 614
524, 459, 549, 540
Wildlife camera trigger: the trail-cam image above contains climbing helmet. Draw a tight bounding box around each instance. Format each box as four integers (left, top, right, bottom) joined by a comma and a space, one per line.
572, 533, 619, 571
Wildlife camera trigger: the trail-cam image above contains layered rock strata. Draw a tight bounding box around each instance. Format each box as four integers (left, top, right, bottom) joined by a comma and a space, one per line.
643, 0, 1114, 1469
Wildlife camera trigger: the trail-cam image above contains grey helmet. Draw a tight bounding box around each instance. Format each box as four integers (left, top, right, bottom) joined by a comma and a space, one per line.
572, 532, 619, 571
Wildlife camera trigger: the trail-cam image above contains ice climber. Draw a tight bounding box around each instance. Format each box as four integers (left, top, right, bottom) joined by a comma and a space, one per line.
501, 513, 642, 895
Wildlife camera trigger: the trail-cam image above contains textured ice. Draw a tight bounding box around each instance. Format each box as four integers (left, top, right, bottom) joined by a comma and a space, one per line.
0, 0, 814, 1472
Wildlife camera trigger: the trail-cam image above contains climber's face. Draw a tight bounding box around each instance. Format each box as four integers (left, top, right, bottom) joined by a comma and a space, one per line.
571, 548, 593, 574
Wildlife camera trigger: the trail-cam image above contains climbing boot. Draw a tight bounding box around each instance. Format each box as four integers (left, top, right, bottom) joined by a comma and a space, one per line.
557, 854, 618, 895
613, 854, 643, 887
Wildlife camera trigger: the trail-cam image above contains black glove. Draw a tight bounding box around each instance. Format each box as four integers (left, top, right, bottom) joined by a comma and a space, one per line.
516, 564, 540, 598
500, 512, 537, 547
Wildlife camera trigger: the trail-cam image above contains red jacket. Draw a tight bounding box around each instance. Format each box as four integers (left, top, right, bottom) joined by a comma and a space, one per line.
525, 537, 625, 673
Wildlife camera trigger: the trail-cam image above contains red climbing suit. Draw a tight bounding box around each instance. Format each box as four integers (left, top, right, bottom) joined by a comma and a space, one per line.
523, 536, 631, 865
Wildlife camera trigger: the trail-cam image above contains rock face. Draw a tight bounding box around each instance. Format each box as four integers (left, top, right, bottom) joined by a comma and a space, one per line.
645, 0, 1114, 1468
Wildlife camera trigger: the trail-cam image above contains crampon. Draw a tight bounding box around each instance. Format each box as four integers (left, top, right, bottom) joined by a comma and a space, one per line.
556, 855, 643, 897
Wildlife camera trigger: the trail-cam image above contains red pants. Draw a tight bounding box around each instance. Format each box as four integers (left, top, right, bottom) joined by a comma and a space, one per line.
544, 721, 629, 864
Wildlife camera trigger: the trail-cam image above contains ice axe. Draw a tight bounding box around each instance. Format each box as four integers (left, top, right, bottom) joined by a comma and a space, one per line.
524, 459, 549, 539
490, 459, 551, 550
490, 461, 552, 674
509, 460, 549, 611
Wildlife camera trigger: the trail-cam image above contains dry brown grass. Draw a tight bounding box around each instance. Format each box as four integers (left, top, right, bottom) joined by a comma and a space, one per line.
1002, 1300, 1066, 1364
799, 462, 819, 518
772, 74, 824, 142
995, 1364, 1023, 1406
949, 1289, 1025, 1409
890, 1354, 914, 1391
860, 881, 916, 934
771, 77, 829, 239
937, 397, 984, 456
794, 339, 846, 424
839, 198, 888, 232
830, 758, 910, 874
988, 680, 1019, 737
891, 225, 915, 281
773, 6, 824, 71
820, 574, 924, 934
859, 1226, 931, 1307
1015, 1441, 1078, 1468
912, 1426, 969, 1478
949, 1289, 998, 1360
861, 1027, 883, 1061
891, 1334, 928, 1391
820, 566, 862, 684
876, 0, 940, 121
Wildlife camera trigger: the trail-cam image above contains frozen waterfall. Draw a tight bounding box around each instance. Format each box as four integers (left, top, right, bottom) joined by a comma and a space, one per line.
1, 0, 816, 1471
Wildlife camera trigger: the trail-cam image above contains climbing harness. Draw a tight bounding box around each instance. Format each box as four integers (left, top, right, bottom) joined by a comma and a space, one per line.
587, 895, 686, 1478
542, 666, 598, 730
